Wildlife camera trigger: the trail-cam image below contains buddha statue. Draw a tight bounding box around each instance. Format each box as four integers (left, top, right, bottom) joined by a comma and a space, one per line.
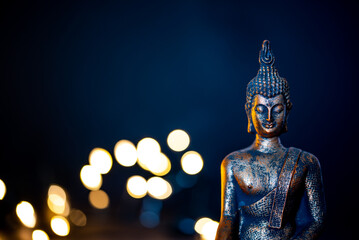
215, 40, 326, 240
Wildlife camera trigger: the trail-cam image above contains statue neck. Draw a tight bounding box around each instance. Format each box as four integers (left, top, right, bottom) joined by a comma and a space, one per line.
252, 134, 284, 153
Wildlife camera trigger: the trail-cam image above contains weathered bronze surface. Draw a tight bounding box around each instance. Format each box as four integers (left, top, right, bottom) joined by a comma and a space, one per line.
215, 40, 326, 240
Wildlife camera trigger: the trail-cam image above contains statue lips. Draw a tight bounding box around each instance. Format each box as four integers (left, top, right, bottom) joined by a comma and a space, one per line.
263, 122, 275, 129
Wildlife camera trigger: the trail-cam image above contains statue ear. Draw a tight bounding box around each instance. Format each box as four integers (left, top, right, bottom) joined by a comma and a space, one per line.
245, 107, 256, 134
282, 108, 290, 133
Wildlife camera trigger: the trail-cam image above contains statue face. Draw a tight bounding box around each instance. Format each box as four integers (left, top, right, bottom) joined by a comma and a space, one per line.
250, 94, 287, 138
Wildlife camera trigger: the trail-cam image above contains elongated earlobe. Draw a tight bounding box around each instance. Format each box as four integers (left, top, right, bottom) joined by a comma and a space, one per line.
281, 106, 291, 134
246, 109, 256, 134
282, 121, 288, 133
282, 113, 289, 133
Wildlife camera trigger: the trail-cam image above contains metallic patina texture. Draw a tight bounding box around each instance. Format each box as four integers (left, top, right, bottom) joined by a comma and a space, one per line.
269, 147, 302, 229
215, 40, 326, 240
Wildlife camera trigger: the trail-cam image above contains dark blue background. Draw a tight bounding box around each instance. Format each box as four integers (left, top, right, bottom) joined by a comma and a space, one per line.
1, 0, 358, 239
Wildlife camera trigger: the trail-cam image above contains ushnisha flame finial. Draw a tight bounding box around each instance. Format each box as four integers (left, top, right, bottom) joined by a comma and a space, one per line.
259, 40, 275, 66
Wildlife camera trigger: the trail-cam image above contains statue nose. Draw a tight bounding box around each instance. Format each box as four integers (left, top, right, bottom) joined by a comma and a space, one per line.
266, 111, 273, 122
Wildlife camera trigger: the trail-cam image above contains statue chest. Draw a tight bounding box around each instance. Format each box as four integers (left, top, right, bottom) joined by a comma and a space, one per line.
233, 161, 280, 196
232, 157, 307, 206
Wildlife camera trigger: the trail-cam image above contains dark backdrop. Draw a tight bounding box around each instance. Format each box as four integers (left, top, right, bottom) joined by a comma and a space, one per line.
0, 0, 358, 239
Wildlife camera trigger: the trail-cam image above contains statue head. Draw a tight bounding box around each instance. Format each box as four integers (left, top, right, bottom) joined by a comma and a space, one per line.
245, 40, 292, 137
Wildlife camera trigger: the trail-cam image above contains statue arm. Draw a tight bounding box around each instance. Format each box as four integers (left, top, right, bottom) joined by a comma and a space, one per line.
215, 158, 238, 240
291, 155, 327, 240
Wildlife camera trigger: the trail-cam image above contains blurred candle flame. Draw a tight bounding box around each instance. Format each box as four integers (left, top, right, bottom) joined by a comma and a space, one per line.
47, 185, 70, 216
181, 151, 204, 175
114, 140, 138, 167
80, 165, 103, 190
89, 190, 110, 209
0, 179, 6, 200
50, 216, 70, 236
16, 201, 36, 228
167, 129, 190, 152
89, 148, 113, 174
195, 217, 219, 240
147, 177, 172, 200
137, 138, 161, 171
32, 229, 49, 240
126, 175, 147, 199
148, 152, 171, 176
69, 209, 87, 227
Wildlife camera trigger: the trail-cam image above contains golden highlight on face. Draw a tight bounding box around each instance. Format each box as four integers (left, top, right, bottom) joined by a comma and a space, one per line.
250, 94, 286, 138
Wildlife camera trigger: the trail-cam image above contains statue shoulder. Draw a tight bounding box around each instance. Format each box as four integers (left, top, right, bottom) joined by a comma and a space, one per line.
296, 149, 321, 169
221, 149, 251, 168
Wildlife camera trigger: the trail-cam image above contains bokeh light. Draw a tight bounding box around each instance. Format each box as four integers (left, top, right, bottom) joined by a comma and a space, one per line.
89, 190, 110, 209
50, 216, 70, 236
0, 179, 6, 200
16, 201, 36, 228
178, 218, 195, 235
80, 165, 103, 190
114, 140, 138, 167
148, 152, 171, 176
142, 197, 163, 213
63, 201, 70, 217
126, 175, 147, 199
69, 209, 87, 227
181, 151, 204, 175
47, 185, 68, 215
201, 220, 219, 240
32, 230, 49, 240
167, 129, 190, 152
147, 177, 172, 200
137, 137, 161, 171
194, 217, 212, 234
194, 217, 219, 240
140, 211, 159, 228
89, 148, 113, 174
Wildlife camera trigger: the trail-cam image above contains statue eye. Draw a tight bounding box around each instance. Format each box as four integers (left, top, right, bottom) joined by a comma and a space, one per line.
255, 105, 265, 113
273, 105, 284, 113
